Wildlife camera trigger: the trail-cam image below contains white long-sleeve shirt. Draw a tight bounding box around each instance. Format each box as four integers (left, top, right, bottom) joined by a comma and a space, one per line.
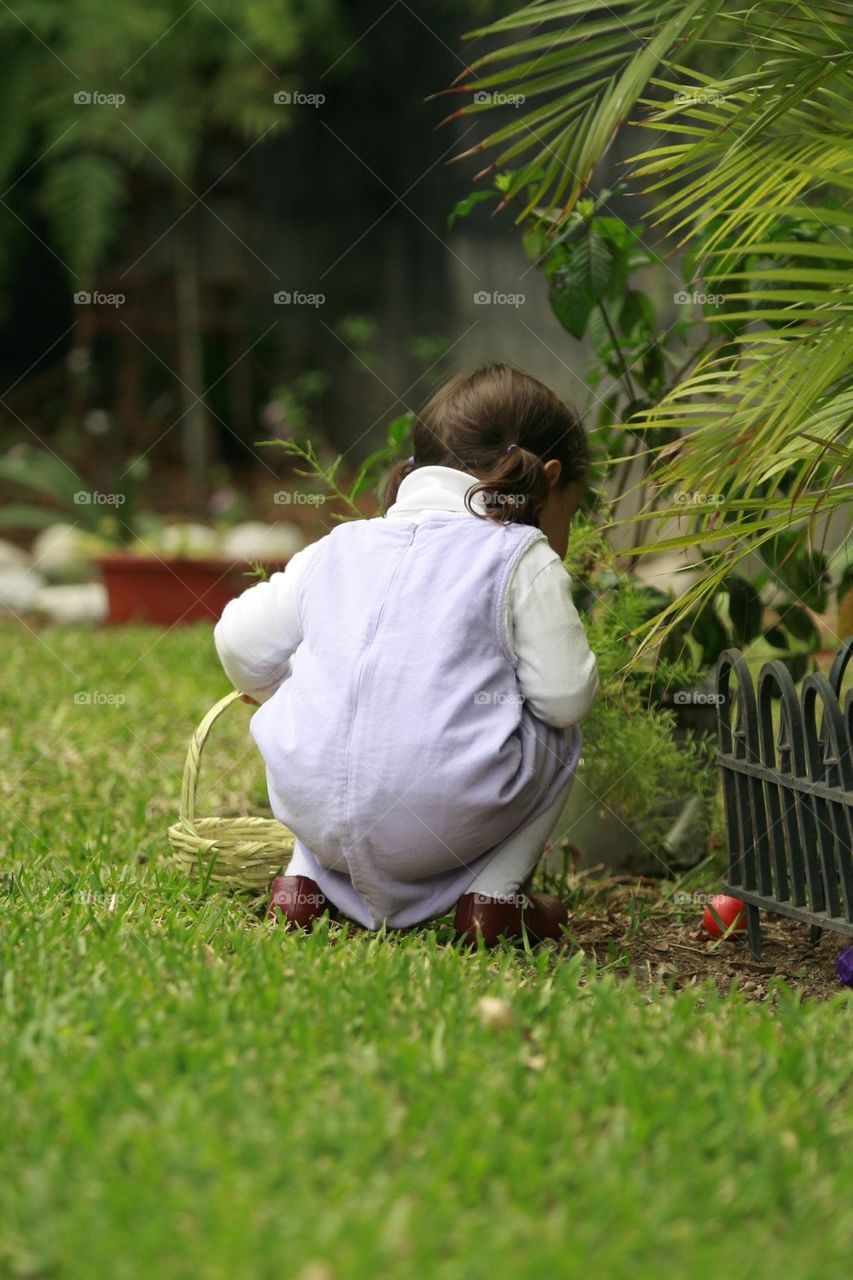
214, 465, 599, 728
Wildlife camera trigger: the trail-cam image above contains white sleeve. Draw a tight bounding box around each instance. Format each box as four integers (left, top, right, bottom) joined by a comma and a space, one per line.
507, 539, 599, 728
213, 537, 326, 702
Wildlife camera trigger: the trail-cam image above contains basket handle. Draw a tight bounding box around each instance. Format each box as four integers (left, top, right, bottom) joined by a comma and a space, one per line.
180, 690, 244, 825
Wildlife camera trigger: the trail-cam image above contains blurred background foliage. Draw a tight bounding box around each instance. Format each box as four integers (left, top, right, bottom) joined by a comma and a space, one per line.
0, 0, 850, 680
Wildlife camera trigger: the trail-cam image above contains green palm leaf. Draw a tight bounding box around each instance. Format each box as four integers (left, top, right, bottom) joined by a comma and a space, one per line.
451, 0, 853, 653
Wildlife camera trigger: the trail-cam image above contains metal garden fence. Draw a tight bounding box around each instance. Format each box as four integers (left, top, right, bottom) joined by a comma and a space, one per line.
715, 638, 853, 958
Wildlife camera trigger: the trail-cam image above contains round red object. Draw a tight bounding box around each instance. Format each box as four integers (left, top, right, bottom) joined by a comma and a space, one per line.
703, 894, 747, 938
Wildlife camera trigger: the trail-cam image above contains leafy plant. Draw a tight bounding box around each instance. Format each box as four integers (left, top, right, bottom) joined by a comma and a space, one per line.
260, 411, 414, 519
444, 0, 853, 661
0, 2, 344, 282
562, 516, 717, 856
0, 444, 150, 543
568, 508, 830, 685
0, 444, 265, 565
0, 1, 345, 496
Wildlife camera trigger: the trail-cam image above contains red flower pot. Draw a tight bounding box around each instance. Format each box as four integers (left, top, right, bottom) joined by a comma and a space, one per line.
95, 555, 287, 626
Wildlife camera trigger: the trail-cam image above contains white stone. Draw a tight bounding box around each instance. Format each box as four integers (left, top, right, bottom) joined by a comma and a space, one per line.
0, 565, 45, 611
0, 539, 29, 569
221, 521, 306, 561
155, 523, 220, 557
475, 997, 514, 1030
31, 522, 106, 578
33, 582, 108, 624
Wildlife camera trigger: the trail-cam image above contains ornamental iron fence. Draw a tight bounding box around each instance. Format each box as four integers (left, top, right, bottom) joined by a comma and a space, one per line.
715, 639, 853, 958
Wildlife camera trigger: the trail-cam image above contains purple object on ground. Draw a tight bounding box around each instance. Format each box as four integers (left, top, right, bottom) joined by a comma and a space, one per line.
836, 946, 853, 987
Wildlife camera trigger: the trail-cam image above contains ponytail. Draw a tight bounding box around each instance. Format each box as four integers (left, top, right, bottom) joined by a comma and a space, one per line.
382, 363, 588, 529
465, 443, 551, 525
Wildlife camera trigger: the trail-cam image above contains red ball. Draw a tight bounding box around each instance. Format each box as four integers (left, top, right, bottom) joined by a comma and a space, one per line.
703, 895, 747, 938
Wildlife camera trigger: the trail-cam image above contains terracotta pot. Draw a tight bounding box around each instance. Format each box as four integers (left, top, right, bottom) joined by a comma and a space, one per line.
94, 555, 286, 626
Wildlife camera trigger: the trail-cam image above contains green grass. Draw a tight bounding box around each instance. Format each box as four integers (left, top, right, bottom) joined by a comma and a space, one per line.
0, 622, 850, 1280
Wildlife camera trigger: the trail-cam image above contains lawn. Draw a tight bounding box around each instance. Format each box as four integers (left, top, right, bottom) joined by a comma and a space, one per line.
0, 621, 850, 1280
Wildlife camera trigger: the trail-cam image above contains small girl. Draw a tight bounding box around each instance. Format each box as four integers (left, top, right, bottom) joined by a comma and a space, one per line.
215, 363, 599, 946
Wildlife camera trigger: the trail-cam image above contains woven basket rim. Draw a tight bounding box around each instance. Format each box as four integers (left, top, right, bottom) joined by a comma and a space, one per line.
168, 691, 295, 887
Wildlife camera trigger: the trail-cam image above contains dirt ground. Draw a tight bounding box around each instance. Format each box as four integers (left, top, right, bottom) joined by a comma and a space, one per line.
562, 873, 851, 1004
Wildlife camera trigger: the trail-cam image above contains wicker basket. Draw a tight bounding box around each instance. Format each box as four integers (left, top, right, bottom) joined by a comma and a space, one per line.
168, 690, 295, 889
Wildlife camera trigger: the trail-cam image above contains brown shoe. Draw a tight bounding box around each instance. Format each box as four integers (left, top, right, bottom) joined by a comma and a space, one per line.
454, 890, 569, 948
266, 875, 331, 929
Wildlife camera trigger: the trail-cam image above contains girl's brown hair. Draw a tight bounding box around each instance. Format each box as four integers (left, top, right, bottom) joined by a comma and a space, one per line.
384, 363, 588, 525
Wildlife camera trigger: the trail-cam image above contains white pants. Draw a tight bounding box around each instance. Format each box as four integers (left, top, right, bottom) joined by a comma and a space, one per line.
284, 775, 574, 904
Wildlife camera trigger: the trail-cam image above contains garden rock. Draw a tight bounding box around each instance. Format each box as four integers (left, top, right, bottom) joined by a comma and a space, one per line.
0, 539, 29, 569
32, 523, 104, 580
34, 583, 108, 624
222, 521, 306, 561
154, 523, 220, 557
0, 565, 46, 612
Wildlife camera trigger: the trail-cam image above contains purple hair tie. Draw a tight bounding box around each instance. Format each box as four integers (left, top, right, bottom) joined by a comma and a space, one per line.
506, 443, 519, 453
406, 455, 415, 465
